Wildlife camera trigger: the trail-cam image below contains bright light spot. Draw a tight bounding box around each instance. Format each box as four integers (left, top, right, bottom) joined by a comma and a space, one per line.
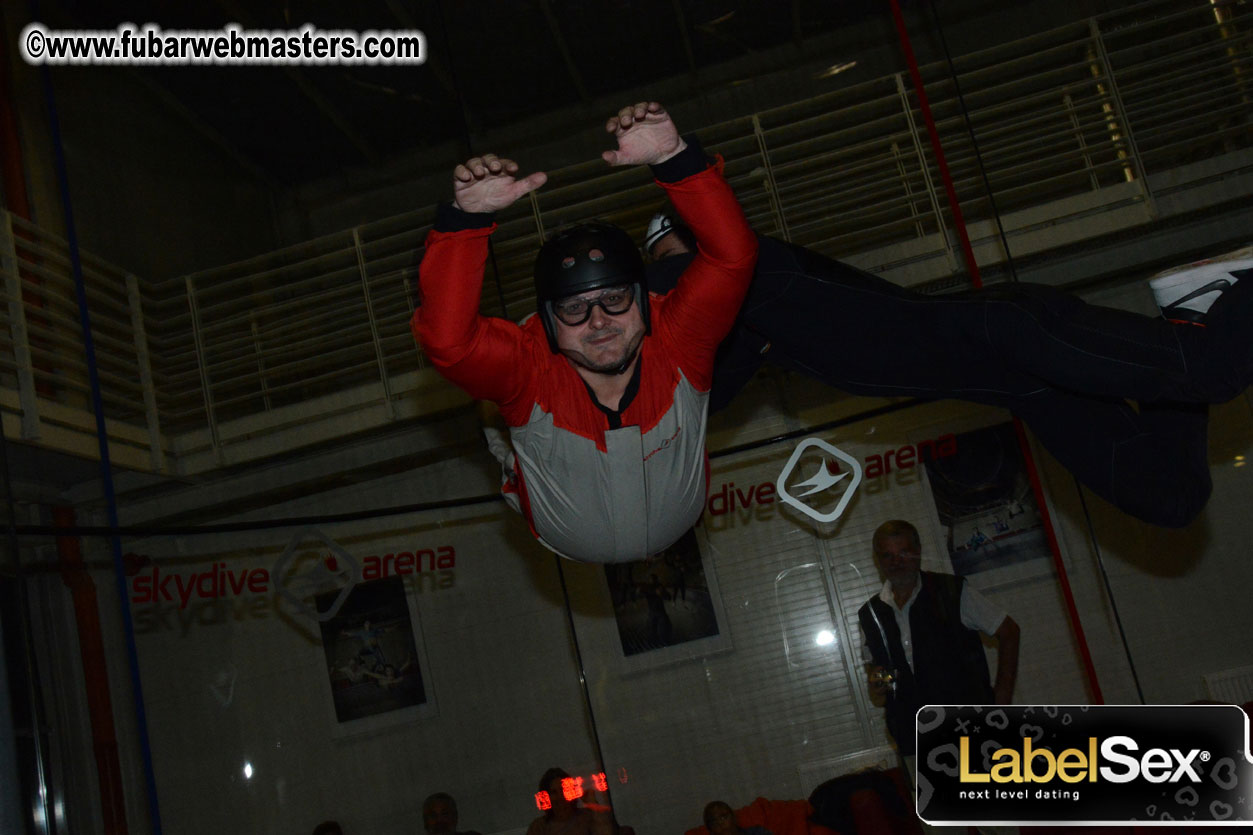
815, 629, 835, 647
816, 61, 857, 79
243, 762, 253, 780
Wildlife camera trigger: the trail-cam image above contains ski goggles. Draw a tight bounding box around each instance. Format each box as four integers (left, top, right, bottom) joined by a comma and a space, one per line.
551, 285, 636, 326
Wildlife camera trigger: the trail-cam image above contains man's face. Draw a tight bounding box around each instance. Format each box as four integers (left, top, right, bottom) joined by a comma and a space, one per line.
649, 233, 689, 261
874, 533, 921, 591
553, 288, 646, 375
424, 799, 456, 834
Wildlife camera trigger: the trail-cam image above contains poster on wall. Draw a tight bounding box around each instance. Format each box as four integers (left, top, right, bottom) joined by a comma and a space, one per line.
922, 422, 1050, 576
602, 527, 731, 668
318, 577, 430, 725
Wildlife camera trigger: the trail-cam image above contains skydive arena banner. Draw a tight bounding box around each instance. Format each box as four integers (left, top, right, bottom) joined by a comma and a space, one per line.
917, 705, 1253, 825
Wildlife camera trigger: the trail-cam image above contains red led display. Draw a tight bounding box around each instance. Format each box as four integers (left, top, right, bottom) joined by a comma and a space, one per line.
561, 776, 584, 801
532, 771, 626, 805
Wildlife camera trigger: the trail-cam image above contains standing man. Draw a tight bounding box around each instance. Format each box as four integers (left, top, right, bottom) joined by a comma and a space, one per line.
412, 102, 756, 563
858, 519, 1019, 833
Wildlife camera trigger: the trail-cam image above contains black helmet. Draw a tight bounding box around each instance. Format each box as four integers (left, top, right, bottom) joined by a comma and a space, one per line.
533, 222, 650, 352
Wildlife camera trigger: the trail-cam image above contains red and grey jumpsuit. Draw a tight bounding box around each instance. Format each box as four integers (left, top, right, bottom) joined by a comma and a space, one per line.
413, 144, 758, 563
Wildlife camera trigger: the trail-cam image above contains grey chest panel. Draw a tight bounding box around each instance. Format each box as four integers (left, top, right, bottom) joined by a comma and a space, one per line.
508, 375, 710, 563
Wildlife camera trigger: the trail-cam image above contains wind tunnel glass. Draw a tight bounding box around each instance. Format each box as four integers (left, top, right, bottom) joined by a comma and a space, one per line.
551, 286, 635, 326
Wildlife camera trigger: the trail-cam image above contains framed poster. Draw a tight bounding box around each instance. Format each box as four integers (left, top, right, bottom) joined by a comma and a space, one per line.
923, 422, 1051, 576
318, 576, 436, 730
601, 526, 732, 670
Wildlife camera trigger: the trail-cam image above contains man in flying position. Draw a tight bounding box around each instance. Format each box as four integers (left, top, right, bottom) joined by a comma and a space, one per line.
643, 210, 1253, 528
413, 101, 756, 563
416, 99, 1251, 563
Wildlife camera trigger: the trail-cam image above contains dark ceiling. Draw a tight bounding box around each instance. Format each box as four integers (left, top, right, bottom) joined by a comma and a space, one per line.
34, 0, 887, 185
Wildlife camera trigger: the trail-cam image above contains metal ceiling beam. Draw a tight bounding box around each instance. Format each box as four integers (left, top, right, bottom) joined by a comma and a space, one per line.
382, 0, 459, 102
216, 0, 379, 164
537, 0, 591, 103
43, 1, 286, 187
126, 69, 283, 190
671, 0, 699, 75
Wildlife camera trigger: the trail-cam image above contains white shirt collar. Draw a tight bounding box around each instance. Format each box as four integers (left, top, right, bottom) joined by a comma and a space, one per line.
878, 575, 922, 611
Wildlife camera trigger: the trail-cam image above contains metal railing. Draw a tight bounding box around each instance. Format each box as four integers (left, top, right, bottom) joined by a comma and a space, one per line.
0, 213, 162, 469
1, 0, 1249, 474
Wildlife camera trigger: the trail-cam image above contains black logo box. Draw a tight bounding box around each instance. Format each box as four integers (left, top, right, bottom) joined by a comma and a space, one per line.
916, 704, 1253, 825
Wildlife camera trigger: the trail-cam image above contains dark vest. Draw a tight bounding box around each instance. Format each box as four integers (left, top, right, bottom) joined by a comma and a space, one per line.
857, 571, 993, 755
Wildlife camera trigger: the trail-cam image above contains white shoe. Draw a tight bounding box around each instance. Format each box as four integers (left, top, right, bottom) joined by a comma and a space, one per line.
1149, 246, 1253, 324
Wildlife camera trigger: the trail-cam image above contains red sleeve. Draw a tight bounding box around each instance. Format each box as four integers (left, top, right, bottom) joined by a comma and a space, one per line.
652, 159, 758, 390
410, 224, 538, 412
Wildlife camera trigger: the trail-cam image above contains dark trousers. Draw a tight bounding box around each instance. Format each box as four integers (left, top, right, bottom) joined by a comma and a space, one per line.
648, 236, 1251, 526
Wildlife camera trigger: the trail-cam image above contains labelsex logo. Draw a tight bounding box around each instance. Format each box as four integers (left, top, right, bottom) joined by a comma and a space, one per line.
960, 736, 1206, 784
917, 704, 1253, 826
776, 438, 863, 523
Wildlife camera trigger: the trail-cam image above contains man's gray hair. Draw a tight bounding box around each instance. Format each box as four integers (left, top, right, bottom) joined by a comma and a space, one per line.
872, 519, 921, 554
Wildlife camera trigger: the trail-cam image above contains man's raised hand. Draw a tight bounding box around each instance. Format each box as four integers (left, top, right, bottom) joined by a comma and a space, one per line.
452, 154, 547, 214
602, 101, 687, 167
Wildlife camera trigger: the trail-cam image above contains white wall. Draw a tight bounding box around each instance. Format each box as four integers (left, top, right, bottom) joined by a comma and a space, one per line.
32, 378, 1253, 834
61, 502, 597, 834
20, 280, 1253, 835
